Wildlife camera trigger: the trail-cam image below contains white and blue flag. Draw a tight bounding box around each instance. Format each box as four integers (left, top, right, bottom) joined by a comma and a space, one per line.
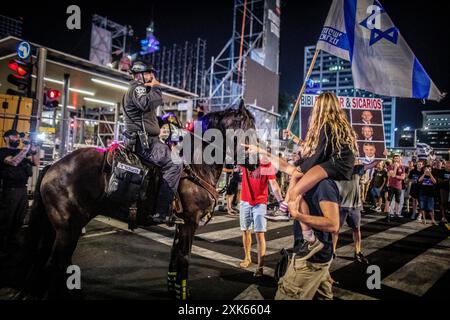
416, 143, 433, 161
316, 0, 444, 101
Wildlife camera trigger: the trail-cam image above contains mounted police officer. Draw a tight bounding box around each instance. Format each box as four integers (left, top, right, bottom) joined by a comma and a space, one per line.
123, 61, 183, 226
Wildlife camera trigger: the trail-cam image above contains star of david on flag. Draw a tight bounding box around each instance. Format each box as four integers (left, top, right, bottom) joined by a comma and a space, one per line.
316, 0, 444, 101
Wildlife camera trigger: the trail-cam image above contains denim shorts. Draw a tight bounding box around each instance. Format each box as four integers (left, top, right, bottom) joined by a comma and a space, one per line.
370, 187, 381, 199
239, 201, 267, 233
419, 196, 434, 212
339, 207, 361, 230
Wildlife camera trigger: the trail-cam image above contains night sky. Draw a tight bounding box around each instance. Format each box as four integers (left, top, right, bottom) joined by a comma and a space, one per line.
2, 0, 449, 129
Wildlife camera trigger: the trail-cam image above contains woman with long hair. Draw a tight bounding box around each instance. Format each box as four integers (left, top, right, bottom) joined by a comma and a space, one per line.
246, 93, 358, 259
265, 92, 358, 260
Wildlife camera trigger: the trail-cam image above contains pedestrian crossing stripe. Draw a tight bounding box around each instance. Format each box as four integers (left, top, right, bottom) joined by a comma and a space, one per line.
381, 237, 450, 297
94, 215, 277, 277
330, 220, 431, 272
256, 214, 382, 256
91, 213, 450, 300
196, 220, 292, 243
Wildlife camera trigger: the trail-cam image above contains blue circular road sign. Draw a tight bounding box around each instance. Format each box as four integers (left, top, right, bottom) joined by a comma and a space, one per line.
17, 41, 31, 60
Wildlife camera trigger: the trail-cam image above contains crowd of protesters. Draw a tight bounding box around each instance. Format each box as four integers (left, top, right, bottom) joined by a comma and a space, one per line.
366, 157, 449, 225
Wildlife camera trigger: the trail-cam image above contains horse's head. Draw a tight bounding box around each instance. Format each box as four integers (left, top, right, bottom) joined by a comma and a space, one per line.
202, 99, 255, 133
201, 100, 258, 169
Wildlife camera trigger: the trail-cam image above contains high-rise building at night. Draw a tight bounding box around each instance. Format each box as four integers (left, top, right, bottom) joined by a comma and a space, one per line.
303, 46, 397, 148
415, 110, 450, 150
422, 110, 450, 130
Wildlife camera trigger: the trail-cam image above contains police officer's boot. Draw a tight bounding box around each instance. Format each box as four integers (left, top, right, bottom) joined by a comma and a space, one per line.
152, 186, 184, 226
153, 211, 184, 227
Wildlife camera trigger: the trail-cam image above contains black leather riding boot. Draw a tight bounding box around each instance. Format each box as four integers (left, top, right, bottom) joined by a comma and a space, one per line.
154, 180, 173, 220
153, 180, 183, 225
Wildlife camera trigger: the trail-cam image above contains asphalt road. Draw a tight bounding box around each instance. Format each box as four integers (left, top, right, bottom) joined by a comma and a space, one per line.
1, 210, 449, 300
71, 211, 450, 300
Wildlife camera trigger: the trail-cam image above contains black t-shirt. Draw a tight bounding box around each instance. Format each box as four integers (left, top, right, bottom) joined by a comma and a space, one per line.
229, 171, 241, 185
300, 125, 354, 181
304, 179, 340, 264
434, 169, 449, 190
372, 169, 387, 188
409, 169, 422, 184
0, 148, 33, 188
419, 175, 435, 197
409, 169, 423, 193
431, 169, 442, 190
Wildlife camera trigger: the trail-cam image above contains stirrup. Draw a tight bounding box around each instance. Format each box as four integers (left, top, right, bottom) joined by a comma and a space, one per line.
159, 213, 185, 227
171, 213, 185, 225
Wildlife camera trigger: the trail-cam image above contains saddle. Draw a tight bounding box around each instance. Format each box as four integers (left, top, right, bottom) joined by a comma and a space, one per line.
104, 142, 219, 230
103, 144, 184, 229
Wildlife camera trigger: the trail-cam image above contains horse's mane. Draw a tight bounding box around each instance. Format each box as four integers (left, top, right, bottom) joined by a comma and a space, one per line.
200, 106, 255, 132
188, 104, 255, 179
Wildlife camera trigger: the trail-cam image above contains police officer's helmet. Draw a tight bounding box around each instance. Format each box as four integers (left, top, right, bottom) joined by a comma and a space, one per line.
130, 61, 155, 74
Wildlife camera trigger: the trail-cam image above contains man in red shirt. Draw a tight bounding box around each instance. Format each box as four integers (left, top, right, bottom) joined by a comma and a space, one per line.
239, 157, 283, 277
384, 155, 406, 219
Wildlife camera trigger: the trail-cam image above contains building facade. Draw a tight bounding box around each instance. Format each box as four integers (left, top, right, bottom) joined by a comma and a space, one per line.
416, 129, 450, 150
422, 110, 450, 130
303, 46, 397, 147
0, 15, 22, 39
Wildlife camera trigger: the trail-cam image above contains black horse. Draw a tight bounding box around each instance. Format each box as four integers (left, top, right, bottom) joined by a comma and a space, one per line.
19, 102, 256, 299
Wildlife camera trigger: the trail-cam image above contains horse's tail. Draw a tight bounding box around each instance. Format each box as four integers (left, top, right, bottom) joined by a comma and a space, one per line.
21, 165, 54, 291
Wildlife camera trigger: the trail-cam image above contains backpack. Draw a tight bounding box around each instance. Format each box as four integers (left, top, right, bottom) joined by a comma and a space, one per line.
274, 248, 290, 282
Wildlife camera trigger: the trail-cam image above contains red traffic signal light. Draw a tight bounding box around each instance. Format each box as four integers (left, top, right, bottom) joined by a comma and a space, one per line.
44, 88, 60, 109
6, 59, 32, 97
184, 121, 194, 132
47, 89, 61, 100
8, 59, 28, 77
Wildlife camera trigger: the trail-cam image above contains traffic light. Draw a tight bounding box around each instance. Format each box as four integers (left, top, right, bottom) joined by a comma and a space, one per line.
43, 88, 61, 109
184, 120, 194, 132
6, 59, 33, 97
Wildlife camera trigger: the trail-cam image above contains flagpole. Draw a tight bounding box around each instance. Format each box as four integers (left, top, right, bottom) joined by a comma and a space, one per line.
286, 48, 321, 133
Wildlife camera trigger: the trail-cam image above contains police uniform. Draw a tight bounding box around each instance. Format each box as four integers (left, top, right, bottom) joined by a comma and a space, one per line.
0, 142, 32, 251
123, 78, 182, 222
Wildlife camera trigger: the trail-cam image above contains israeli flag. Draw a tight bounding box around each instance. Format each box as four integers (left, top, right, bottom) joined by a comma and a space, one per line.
316, 0, 444, 101
416, 142, 433, 160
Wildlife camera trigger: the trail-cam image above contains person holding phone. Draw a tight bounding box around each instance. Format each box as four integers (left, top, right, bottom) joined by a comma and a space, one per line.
418, 165, 437, 225
0, 130, 40, 256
